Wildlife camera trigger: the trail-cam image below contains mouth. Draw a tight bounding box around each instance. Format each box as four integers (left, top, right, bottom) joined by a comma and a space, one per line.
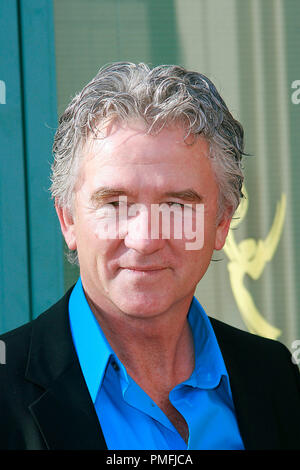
120, 266, 167, 275
124, 266, 165, 271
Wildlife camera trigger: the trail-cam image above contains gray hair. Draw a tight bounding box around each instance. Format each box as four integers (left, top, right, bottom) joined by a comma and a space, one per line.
50, 62, 245, 263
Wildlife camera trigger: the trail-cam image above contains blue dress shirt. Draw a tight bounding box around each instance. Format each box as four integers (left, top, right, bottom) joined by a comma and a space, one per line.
68, 278, 244, 450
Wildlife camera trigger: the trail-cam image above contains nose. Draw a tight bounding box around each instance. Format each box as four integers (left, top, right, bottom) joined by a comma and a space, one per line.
123, 205, 165, 254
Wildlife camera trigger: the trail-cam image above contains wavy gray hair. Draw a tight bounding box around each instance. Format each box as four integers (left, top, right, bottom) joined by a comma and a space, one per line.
50, 62, 245, 264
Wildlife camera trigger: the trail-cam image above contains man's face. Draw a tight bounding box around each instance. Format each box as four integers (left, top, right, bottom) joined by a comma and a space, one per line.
57, 121, 231, 319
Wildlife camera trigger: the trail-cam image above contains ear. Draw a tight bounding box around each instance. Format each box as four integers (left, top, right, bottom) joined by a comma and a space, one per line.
55, 200, 77, 251
214, 207, 232, 251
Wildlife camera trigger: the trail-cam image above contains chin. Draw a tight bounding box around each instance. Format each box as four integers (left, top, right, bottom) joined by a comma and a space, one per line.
112, 291, 173, 319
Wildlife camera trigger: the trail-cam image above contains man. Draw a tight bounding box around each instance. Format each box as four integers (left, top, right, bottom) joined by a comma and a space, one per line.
1, 63, 300, 450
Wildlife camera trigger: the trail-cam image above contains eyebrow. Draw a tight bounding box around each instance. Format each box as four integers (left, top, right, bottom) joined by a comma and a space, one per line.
163, 190, 203, 203
90, 187, 203, 204
90, 187, 129, 205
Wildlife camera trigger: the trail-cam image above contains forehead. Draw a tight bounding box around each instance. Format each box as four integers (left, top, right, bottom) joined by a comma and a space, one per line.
77, 122, 216, 195
84, 121, 209, 164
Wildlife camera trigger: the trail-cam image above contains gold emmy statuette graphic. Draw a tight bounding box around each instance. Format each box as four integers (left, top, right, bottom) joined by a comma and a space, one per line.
223, 186, 286, 339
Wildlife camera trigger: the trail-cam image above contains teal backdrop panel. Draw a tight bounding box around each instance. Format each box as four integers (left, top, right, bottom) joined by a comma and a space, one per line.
19, 0, 64, 320
0, 0, 64, 333
0, 0, 31, 332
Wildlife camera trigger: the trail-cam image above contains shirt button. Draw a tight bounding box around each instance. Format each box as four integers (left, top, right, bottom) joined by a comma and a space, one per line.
111, 360, 119, 372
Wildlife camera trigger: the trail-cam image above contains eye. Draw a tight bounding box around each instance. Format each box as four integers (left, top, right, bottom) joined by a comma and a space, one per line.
94, 201, 123, 214
104, 200, 129, 209
166, 202, 185, 209
107, 201, 121, 207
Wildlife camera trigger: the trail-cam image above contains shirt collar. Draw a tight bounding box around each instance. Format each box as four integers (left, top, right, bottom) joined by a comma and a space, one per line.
68, 277, 229, 403
68, 278, 115, 402
186, 296, 228, 389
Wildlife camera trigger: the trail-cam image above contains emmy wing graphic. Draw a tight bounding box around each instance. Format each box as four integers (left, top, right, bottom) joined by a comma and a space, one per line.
223, 186, 286, 339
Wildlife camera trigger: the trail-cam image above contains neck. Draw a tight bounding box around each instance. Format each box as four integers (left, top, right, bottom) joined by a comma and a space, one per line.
84, 290, 195, 392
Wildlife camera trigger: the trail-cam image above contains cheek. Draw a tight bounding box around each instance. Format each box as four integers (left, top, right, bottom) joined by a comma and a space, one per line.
74, 216, 116, 268
170, 237, 212, 272
172, 208, 217, 253
173, 214, 216, 268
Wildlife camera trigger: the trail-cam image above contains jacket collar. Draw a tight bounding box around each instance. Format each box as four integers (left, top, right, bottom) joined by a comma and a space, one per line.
25, 288, 107, 450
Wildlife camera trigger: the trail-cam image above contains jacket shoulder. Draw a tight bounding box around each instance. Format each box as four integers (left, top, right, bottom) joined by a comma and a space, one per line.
209, 317, 300, 449
0, 287, 74, 379
209, 316, 300, 388
0, 288, 74, 449
210, 316, 290, 354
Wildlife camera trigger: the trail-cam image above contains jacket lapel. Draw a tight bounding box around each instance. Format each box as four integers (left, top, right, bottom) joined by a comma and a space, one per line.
210, 317, 280, 450
25, 289, 107, 450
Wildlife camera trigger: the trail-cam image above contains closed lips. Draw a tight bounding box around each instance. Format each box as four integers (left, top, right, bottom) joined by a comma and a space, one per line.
123, 267, 166, 271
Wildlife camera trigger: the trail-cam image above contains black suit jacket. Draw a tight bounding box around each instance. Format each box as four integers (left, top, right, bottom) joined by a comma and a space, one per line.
1, 287, 300, 450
